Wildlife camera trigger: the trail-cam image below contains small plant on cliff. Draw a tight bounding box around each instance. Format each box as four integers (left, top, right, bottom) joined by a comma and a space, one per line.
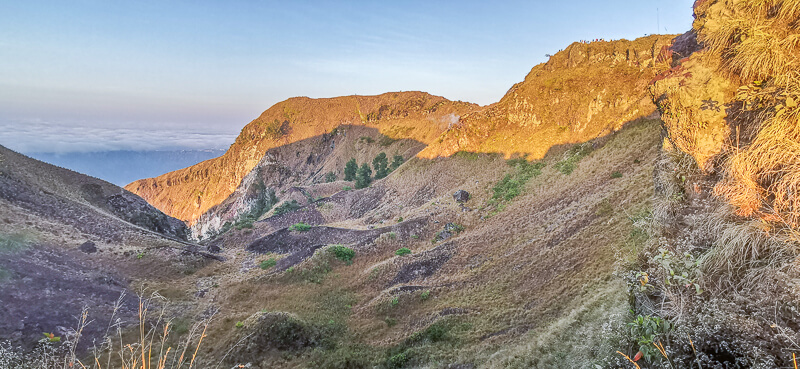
289, 222, 312, 232
274, 200, 301, 216
344, 158, 357, 181
395, 247, 412, 256
355, 163, 372, 189
628, 314, 672, 362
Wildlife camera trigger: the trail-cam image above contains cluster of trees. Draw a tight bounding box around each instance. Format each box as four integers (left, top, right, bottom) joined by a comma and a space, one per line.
344, 153, 405, 189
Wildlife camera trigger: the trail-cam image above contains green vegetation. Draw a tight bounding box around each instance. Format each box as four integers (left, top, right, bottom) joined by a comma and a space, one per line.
379, 136, 397, 147
396, 217, 403, 222
274, 199, 301, 216
235, 321, 244, 329
136, 252, 145, 259
628, 314, 671, 362
0, 233, 32, 254
453, 151, 480, 161
355, 163, 372, 189
359, 136, 375, 144
228, 183, 279, 230
344, 158, 357, 181
611, 171, 623, 178
260, 258, 277, 270
491, 159, 546, 203
554, 143, 592, 175
342, 186, 352, 191
328, 245, 355, 264
289, 222, 313, 232
372, 152, 389, 179
395, 247, 412, 256
420, 290, 430, 301
390, 155, 405, 171
325, 171, 337, 182
390, 297, 400, 307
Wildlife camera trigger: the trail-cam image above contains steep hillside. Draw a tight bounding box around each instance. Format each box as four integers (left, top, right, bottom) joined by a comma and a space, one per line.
136, 117, 665, 369
419, 35, 676, 159
126, 92, 478, 224
0, 145, 210, 352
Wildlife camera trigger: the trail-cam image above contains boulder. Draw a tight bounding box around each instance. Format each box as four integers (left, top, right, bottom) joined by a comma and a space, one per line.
452, 190, 470, 203
79, 241, 97, 254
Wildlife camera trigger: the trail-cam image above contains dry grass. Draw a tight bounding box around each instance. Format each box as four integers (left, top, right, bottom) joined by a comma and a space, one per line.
0, 293, 214, 369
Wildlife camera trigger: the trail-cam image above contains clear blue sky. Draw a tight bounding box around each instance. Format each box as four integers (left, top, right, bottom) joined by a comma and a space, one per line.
0, 0, 694, 153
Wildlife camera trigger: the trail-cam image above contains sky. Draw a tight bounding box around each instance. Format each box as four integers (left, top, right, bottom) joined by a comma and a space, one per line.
0, 0, 695, 153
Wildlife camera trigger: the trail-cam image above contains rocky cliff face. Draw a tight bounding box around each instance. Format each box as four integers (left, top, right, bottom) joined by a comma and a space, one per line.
125, 92, 477, 224
418, 35, 677, 159
652, 0, 800, 227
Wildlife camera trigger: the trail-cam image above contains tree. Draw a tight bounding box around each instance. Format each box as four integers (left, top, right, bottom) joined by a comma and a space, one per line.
344, 158, 357, 181
355, 163, 372, 189
390, 155, 404, 171
372, 152, 389, 179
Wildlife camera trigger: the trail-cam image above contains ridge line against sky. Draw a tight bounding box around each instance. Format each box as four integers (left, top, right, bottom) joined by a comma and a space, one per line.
0, 0, 694, 153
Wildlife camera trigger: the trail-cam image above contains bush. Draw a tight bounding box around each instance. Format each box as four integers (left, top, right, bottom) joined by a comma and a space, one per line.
342, 186, 352, 191
420, 290, 430, 300
390, 155, 404, 171
325, 171, 337, 182
289, 222, 312, 232
274, 200, 301, 216
395, 247, 412, 256
235, 321, 244, 329
344, 158, 357, 181
554, 143, 592, 175
328, 245, 355, 264
611, 171, 623, 178
355, 163, 372, 189
260, 258, 277, 270
491, 159, 546, 203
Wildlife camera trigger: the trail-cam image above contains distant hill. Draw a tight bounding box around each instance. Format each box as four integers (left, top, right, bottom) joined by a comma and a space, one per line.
27, 149, 225, 187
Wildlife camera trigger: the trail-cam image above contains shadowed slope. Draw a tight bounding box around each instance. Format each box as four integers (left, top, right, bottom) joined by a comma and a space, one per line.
126, 92, 478, 224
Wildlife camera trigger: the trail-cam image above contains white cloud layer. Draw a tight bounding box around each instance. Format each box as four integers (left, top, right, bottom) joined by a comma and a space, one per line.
0, 120, 237, 153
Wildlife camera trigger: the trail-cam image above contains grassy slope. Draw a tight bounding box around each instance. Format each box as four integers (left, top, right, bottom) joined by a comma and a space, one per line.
164, 118, 662, 368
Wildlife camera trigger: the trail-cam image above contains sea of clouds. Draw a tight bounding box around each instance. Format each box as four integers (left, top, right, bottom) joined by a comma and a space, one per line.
0, 120, 238, 153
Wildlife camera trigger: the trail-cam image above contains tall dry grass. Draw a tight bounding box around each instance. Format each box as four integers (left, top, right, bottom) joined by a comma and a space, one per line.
0, 292, 213, 369
690, 0, 800, 229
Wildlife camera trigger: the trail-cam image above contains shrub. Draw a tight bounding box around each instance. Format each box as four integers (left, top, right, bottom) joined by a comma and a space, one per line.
628, 314, 671, 362
554, 143, 592, 175
390, 297, 400, 307
397, 217, 403, 222
385, 317, 398, 327
395, 247, 412, 256
260, 258, 277, 270
274, 200, 301, 216
390, 155, 404, 171
359, 136, 375, 144
342, 186, 352, 191
289, 222, 312, 232
420, 290, 430, 301
355, 163, 372, 189
611, 171, 623, 178
325, 171, 337, 182
344, 158, 357, 181
491, 159, 546, 203
328, 245, 355, 264
235, 321, 244, 329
